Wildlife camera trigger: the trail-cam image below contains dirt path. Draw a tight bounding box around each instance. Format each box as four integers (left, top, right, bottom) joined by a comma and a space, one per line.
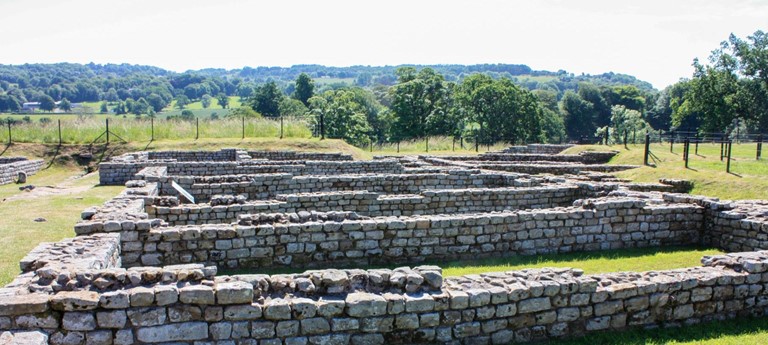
2, 172, 97, 202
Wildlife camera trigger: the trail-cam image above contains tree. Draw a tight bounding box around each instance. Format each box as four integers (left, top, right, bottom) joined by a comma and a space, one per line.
597, 105, 651, 143
454, 74, 545, 144
389, 67, 450, 140
58, 98, 71, 112
100, 102, 109, 114
561, 91, 596, 141
216, 93, 229, 109
307, 89, 372, 146
175, 95, 189, 110
39, 95, 55, 112
146, 93, 167, 112
180, 110, 195, 121
293, 73, 315, 106
201, 94, 212, 109
250, 81, 282, 117
278, 98, 308, 118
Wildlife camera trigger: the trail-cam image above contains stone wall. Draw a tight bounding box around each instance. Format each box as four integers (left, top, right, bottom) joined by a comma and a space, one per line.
148, 184, 588, 225
247, 151, 353, 161
3, 251, 768, 344
164, 170, 539, 203
498, 144, 574, 154
127, 196, 703, 270
0, 157, 44, 185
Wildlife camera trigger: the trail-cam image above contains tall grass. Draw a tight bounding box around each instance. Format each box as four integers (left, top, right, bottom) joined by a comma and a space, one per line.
369, 136, 510, 154
0, 116, 312, 144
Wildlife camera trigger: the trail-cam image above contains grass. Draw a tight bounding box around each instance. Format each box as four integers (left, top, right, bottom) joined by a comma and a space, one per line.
219, 246, 721, 278
563, 143, 768, 200
0, 168, 123, 284
357, 136, 509, 158
439, 246, 721, 277
552, 316, 768, 345
0, 116, 312, 144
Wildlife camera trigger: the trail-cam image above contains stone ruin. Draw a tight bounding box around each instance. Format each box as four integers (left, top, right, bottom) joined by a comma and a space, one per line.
0, 157, 43, 186
2, 146, 768, 344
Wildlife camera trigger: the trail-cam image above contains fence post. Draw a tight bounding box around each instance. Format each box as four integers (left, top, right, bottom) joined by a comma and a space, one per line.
280, 116, 284, 139
7, 121, 11, 145
106, 118, 110, 144
475, 135, 479, 152
669, 131, 674, 152
727, 140, 733, 173
695, 135, 699, 155
150, 117, 154, 141
195, 118, 199, 140
757, 134, 763, 160
460, 136, 464, 149
320, 114, 325, 140
397, 141, 400, 153
425, 137, 429, 153
452, 137, 455, 151
370, 139, 373, 153
623, 130, 628, 149
643, 133, 650, 166
242, 116, 245, 139
720, 140, 725, 161
684, 138, 690, 168
604, 128, 609, 145
58, 119, 62, 146
632, 130, 636, 144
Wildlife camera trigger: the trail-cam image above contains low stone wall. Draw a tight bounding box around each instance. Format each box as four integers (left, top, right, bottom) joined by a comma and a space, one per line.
247, 151, 353, 161
128, 197, 703, 270
165, 170, 530, 203
437, 150, 617, 165
3, 252, 768, 344
149, 184, 589, 225
0, 157, 44, 185
498, 144, 574, 154
147, 149, 240, 162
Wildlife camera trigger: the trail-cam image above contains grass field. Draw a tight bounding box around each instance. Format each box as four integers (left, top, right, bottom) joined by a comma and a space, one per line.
563, 142, 768, 199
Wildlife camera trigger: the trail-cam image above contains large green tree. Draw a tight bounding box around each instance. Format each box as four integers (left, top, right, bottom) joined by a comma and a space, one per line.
561, 91, 596, 140
455, 74, 545, 144
389, 67, 450, 140
250, 81, 282, 117
293, 73, 315, 107
307, 89, 372, 146
39, 95, 55, 112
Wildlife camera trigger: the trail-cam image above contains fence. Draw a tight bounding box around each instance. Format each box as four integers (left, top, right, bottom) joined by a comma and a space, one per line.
0, 116, 312, 145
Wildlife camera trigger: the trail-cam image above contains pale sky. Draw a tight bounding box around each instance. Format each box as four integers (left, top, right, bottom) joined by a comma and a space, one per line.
1, 0, 766, 89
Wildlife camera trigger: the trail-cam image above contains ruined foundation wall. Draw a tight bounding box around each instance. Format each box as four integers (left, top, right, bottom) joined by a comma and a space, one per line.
2, 251, 768, 345
0, 157, 44, 185
127, 198, 703, 270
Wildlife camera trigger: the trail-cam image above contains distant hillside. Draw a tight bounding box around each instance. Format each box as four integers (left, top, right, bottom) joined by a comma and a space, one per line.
0, 62, 654, 114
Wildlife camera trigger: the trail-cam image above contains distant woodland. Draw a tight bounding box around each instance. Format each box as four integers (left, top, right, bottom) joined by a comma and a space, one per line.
1, 29, 766, 145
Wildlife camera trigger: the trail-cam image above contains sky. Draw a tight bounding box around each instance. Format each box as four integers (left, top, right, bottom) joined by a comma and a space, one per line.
1, 0, 766, 89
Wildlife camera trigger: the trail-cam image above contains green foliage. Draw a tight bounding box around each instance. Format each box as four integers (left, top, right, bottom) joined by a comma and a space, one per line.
201, 94, 212, 109
180, 110, 194, 121
39, 94, 55, 112
561, 91, 595, 140
226, 106, 261, 119
596, 105, 651, 143
175, 95, 189, 110
455, 74, 545, 143
58, 98, 71, 112
216, 93, 229, 109
99, 102, 108, 114
293, 73, 314, 106
278, 98, 308, 118
250, 81, 282, 117
308, 89, 372, 146
389, 67, 451, 140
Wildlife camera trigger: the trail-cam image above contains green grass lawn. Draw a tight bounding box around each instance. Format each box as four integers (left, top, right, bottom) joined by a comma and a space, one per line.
552, 316, 768, 345
439, 246, 721, 277
563, 143, 768, 200
0, 168, 123, 284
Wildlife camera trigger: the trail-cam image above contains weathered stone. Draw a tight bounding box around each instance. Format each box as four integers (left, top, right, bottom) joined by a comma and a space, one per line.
136, 322, 208, 342
62, 312, 96, 331
346, 292, 387, 317
216, 281, 254, 305
51, 291, 100, 311
0, 294, 50, 316
180, 285, 215, 305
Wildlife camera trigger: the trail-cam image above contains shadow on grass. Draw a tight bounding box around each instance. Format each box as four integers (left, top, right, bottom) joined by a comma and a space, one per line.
549, 316, 768, 345
219, 246, 713, 277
